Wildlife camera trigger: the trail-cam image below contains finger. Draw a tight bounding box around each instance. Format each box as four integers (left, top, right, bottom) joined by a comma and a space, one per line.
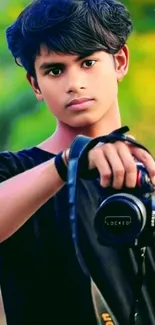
89, 149, 112, 187
129, 146, 155, 185
116, 142, 137, 187
103, 143, 125, 189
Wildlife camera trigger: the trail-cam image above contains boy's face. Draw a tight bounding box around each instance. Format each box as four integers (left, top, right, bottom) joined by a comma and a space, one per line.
29, 46, 129, 128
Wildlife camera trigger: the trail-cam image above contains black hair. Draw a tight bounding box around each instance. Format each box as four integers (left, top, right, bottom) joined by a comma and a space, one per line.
6, 0, 133, 77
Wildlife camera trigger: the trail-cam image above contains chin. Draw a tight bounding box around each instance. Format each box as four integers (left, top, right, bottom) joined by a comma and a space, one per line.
68, 118, 97, 128
66, 113, 101, 128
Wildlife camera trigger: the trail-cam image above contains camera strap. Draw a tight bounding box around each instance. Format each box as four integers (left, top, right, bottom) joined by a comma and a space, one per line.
67, 125, 151, 271
67, 125, 151, 325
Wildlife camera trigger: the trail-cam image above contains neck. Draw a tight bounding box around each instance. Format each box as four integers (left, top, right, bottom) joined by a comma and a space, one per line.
39, 103, 121, 154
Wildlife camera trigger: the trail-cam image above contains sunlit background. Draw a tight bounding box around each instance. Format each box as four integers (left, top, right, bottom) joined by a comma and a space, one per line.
0, 0, 155, 324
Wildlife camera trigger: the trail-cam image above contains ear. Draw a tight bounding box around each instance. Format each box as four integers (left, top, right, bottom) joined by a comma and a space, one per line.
114, 45, 129, 82
26, 73, 43, 101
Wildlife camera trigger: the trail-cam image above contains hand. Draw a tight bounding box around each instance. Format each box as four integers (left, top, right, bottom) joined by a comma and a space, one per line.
87, 139, 155, 189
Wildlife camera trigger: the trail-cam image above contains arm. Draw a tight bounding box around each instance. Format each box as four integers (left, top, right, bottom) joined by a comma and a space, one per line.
0, 139, 155, 244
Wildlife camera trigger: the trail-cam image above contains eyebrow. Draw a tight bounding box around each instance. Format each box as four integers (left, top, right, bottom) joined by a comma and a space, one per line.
39, 62, 65, 71
39, 53, 94, 71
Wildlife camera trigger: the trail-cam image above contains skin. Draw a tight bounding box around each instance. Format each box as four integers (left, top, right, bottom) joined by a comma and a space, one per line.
27, 45, 155, 189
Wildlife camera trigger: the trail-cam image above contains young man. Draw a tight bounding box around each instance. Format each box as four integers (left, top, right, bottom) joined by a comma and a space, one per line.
1, 0, 155, 324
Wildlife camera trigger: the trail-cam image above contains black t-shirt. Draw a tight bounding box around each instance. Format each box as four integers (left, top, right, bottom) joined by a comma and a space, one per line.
0, 147, 155, 325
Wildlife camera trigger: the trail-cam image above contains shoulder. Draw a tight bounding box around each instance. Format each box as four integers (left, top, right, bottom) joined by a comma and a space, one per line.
0, 147, 54, 182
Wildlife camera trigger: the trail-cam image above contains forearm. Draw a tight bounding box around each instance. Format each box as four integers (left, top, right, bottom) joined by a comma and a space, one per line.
0, 157, 64, 242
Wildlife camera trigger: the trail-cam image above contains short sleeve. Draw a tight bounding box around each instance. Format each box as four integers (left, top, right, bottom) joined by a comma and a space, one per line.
0, 151, 17, 182
0, 147, 55, 183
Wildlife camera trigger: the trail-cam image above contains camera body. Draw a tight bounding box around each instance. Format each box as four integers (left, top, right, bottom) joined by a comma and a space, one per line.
94, 163, 155, 247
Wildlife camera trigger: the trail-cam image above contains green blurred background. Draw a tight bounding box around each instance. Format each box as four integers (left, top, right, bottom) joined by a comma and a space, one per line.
0, 0, 155, 323
0, 0, 155, 155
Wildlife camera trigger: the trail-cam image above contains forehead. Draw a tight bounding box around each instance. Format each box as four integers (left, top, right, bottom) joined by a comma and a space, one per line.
34, 46, 109, 68
35, 46, 80, 65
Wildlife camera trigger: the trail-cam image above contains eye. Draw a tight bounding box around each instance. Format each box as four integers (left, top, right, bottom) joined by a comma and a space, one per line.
48, 66, 63, 76
83, 60, 96, 68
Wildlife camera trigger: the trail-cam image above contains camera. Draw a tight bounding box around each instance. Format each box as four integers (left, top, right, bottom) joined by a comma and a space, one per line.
94, 163, 155, 247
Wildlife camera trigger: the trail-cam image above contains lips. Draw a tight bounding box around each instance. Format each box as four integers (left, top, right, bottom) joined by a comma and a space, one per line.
66, 98, 95, 111
67, 98, 93, 107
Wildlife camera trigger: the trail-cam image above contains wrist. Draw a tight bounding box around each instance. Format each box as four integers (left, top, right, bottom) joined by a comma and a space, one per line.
62, 149, 70, 166
54, 151, 68, 182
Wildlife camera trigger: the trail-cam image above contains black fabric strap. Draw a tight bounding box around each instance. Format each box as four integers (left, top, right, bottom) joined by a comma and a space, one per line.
54, 152, 67, 182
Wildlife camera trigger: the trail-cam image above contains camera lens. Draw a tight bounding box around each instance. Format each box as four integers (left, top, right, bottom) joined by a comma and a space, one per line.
94, 193, 147, 245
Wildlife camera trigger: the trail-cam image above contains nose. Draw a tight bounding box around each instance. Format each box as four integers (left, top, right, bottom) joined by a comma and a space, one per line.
65, 69, 86, 93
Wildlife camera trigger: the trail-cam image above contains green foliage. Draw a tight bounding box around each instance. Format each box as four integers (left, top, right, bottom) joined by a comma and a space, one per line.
0, 0, 155, 155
